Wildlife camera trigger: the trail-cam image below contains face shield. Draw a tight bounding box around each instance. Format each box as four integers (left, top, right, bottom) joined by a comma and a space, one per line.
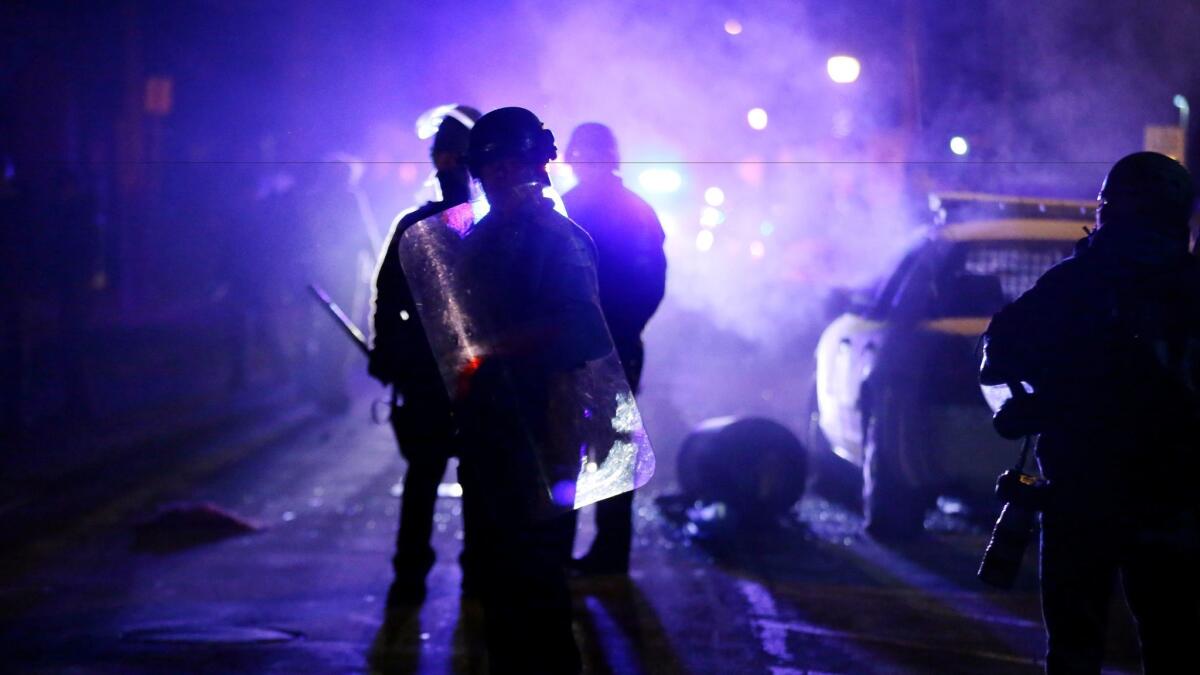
394, 201, 654, 515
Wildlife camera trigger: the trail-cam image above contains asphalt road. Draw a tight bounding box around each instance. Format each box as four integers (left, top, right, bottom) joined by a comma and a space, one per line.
0, 394, 1142, 674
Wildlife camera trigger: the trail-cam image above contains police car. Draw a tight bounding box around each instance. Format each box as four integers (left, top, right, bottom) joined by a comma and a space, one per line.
808, 193, 1096, 539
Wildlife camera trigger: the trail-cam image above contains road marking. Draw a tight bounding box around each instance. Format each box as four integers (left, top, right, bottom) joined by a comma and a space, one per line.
768, 584, 1043, 629
755, 617, 1043, 667
738, 579, 792, 662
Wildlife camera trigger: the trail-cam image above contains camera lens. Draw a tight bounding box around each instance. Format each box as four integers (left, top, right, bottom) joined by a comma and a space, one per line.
978, 502, 1037, 589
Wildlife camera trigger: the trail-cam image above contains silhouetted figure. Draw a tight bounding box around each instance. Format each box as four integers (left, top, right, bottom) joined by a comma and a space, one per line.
562, 123, 666, 575
45, 168, 100, 423
299, 157, 374, 413
981, 152, 1200, 674
221, 163, 276, 391
369, 104, 482, 607
0, 163, 27, 436
454, 107, 607, 674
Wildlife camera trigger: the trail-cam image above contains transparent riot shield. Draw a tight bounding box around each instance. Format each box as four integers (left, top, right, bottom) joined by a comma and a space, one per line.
396, 195, 655, 515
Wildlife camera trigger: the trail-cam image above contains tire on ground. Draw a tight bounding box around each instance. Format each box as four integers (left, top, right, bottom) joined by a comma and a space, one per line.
678, 416, 807, 526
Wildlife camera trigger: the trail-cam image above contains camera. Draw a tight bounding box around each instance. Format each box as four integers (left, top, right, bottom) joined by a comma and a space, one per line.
977, 470, 1051, 589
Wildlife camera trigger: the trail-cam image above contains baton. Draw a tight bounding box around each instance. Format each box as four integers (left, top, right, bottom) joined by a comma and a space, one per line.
307, 283, 370, 356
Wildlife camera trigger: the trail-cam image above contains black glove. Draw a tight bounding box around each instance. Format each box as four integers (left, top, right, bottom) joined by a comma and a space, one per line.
993, 393, 1043, 440
367, 349, 395, 385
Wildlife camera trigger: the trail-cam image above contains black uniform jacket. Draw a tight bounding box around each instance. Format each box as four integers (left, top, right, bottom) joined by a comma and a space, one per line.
370, 200, 458, 435
982, 233, 1200, 520
562, 174, 666, 361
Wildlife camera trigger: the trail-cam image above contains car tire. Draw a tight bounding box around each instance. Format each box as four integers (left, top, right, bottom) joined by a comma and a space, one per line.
862, 386, 928, 541
805, 385, 862, 509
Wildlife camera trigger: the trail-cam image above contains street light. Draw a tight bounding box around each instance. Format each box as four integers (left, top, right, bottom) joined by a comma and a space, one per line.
747, 108, 769, 131
826, 55, 861, 84
1174, 94, 1190, 132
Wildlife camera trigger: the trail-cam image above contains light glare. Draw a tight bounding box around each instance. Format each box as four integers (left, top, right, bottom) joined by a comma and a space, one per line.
437, 482, 464, 498
724, 19, 743, 35
704, 186, 725, 207
949, 136, 970, 156
700, 206, 725, 227
638, 168, 683, 193
659, 212, 678, 237
826, 56, 861, 84
696, 230, 715, 252
747, 108, 768, 131
415, 103, 462, 139
549, 158, 577, 193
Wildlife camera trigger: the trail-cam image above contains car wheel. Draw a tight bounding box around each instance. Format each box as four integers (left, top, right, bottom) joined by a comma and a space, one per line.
805, 385, 862, 509
862, 386, 928, 541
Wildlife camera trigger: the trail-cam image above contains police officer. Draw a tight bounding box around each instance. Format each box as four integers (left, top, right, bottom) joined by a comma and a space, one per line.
368, 104, 482, 607
561, 123, 666, 575
981, 152, 1200, 673
454, 107, 609, 674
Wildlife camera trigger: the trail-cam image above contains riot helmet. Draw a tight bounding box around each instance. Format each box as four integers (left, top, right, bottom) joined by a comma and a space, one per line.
466, 107, 558, 185
414, 104, 481, 204
1097, 152, 1195, 241
566, 122, 620, 166
566, 122, 620, 184
429, 105, 482, 159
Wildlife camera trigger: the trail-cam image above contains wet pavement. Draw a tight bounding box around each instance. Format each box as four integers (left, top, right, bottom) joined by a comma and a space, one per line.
0, 394, 1142, 674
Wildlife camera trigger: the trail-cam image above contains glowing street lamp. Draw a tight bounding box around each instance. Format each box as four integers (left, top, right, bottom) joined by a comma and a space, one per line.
949, 136, 970, 156
724, 19, 743, 36
826, 55, 861, 84
747, 107, 768, 131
